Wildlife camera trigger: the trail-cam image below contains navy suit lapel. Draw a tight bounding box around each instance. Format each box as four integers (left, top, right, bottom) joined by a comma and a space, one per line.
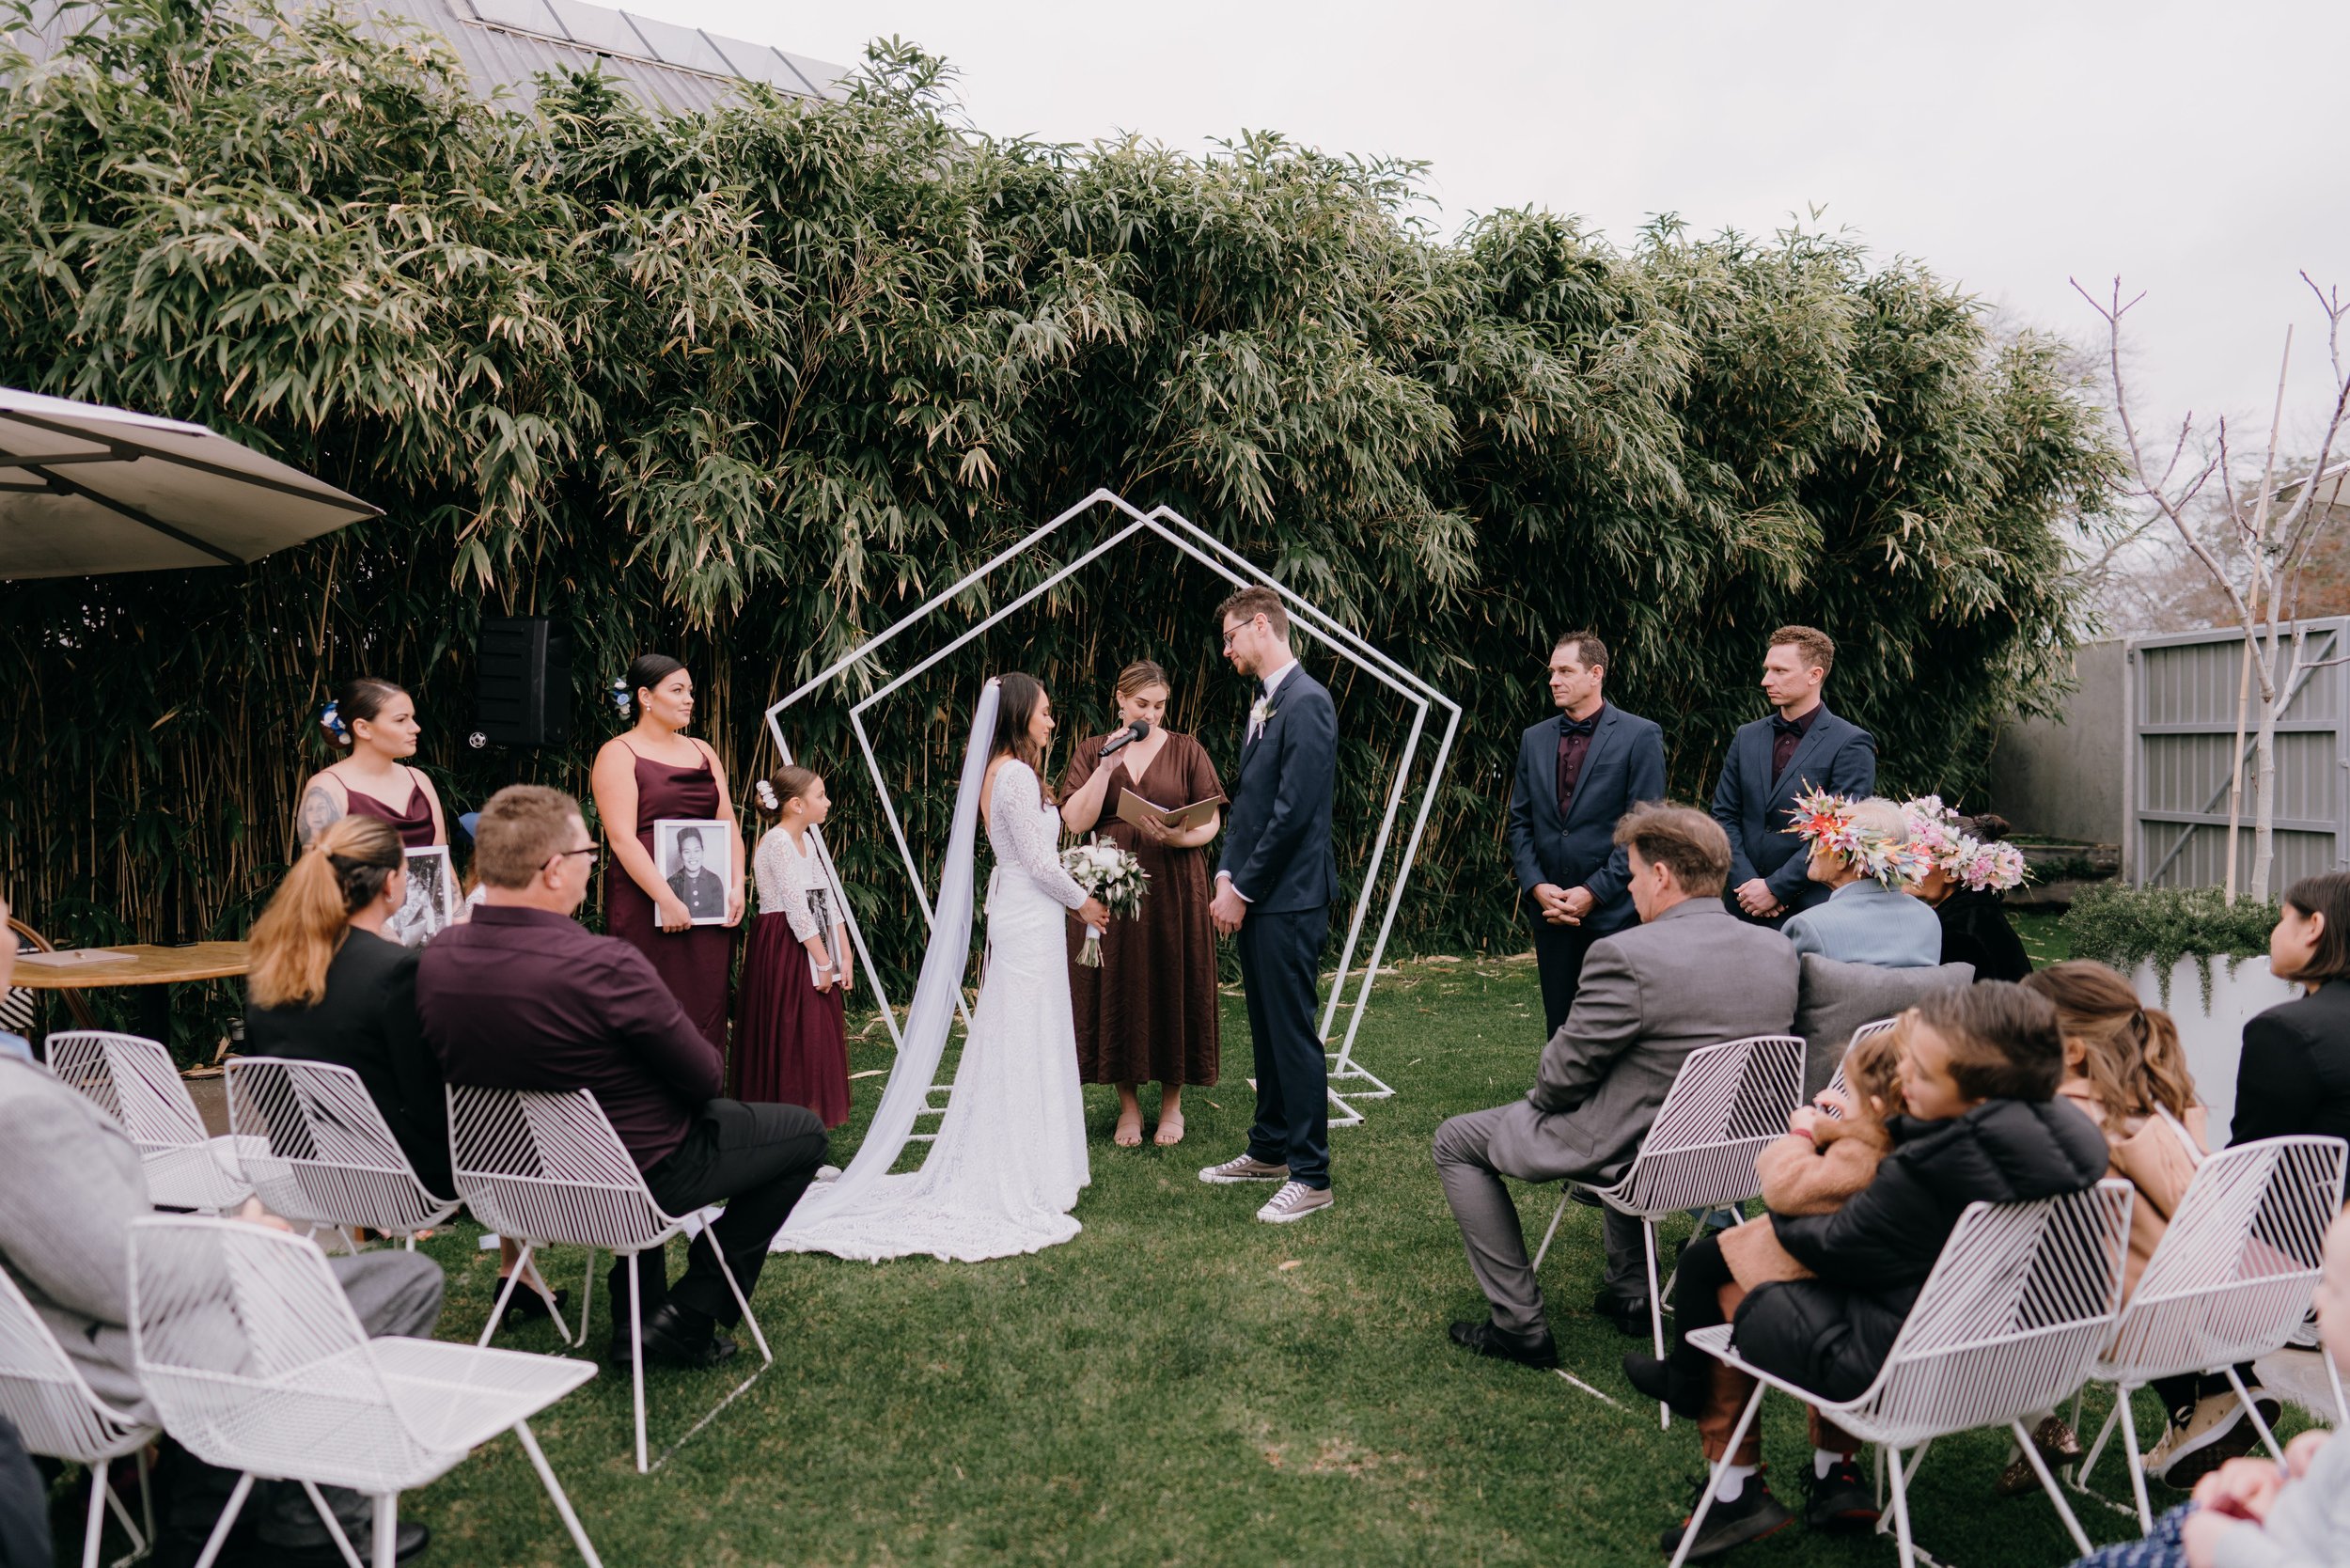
1530, 715, 1564, 833
1768, 707, 1841, 811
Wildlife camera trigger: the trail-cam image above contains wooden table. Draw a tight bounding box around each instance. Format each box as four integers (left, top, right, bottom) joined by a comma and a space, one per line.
14, 941, 251, 1040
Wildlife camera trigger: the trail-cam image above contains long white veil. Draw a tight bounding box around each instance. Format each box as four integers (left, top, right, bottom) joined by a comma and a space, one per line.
778, 678, 999, 1230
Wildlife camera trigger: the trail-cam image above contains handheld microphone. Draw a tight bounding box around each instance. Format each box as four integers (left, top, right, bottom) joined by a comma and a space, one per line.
1100, 719, 1151, 758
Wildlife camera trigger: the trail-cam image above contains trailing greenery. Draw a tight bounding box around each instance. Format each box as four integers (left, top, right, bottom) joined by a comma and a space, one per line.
2060, 882, 2280, 1008
0, 0, 2117, 1050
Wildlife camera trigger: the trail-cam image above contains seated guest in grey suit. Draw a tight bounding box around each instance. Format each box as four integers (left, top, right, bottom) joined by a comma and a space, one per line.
1779, 793, 1942, 968
1434, 804, 1802, 1366
0, 1052, 444, 1565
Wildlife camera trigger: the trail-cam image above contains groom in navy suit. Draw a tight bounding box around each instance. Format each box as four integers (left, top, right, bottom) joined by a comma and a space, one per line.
1199, 587, 1340, 1224
1708, 624, 1876, 925
1504, 631, 1668, 1038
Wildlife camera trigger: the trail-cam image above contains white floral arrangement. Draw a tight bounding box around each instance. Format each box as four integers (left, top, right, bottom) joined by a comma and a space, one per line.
1060, 834, 1150, 966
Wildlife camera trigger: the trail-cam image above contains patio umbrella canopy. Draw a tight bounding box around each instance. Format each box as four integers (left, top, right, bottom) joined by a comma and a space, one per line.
0, 388, 381, 579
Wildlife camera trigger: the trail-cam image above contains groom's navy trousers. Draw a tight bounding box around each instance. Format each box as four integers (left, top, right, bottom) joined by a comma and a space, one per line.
1238, 905, 1331, 1189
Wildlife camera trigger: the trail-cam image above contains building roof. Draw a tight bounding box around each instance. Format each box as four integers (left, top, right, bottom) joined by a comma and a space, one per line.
9, 0, 850, 116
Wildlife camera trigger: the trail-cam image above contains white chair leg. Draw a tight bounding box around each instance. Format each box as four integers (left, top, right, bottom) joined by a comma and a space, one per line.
1530, 1189, 1570, 1273
1642, 1218, 1667, 1430
371, 1493, 399, 1568
82, 1460, 107, 1568
2076, 1388, 2123, 1489
2117, 1385, 2154, 1535
1886, 1445, 1917, 1568
478, 1242, 534, 1348
629, 1251, 649, 1474
99, 1461, 149, 1568
709, 1238, 773, 1366
2013, 1419, 2093, 1558
573, 1247, 598, 1351
514, 1420, 605, 1568
1668, 1383, 1764, 1568
2225, 1365, 2287, 1465
190, 1473, 256, 1568
296, 1480, 365, 1568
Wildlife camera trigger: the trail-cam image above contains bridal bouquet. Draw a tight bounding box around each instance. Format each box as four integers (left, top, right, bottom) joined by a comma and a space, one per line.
1061, 835, 1149, 966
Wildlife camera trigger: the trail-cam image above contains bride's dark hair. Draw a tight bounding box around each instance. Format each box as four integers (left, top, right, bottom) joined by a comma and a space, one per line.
989, 673, 1055, 802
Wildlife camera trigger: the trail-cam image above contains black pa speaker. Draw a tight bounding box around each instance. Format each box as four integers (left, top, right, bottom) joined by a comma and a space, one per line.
475, 617, 572, 749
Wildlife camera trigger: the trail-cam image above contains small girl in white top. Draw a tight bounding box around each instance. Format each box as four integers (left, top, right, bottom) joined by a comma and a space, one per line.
734, 767, 852, 1126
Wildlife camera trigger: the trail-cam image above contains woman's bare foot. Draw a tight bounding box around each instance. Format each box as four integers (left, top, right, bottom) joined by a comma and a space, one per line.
1113, 1087, 1145, 1148
1153, 1112, 1185, 1146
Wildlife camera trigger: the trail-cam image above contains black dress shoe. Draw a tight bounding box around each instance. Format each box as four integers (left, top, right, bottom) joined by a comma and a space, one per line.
1657, 1472, 1793, 1559
1590, 1290, 1652, 1338
501, 1285, 571, 1329
1801, 1458, 1879, 1532
1448, 1318, 1559, 1369
630, 1302, 741, 1370
1620, 1350, 1708, 1419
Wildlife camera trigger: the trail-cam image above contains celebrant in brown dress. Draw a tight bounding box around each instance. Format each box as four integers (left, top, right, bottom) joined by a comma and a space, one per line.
589, 653, 744, 1051
1059, 660, 1225, 1147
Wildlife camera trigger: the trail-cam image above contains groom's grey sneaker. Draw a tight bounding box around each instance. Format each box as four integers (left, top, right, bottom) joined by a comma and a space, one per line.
1199, 1152, 1289, 1184
1256, 1181, 1332, 1223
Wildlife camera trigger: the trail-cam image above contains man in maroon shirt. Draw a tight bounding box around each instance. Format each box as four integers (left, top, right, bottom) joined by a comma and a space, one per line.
419, 785, 826, 1368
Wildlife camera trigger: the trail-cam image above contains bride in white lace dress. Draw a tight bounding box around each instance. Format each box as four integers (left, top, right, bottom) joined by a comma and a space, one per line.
774, 675, 1110, 1263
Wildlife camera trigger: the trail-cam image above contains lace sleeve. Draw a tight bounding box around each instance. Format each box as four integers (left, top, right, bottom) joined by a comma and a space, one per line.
756, 829, 821, 940
993, 762, 1089, 911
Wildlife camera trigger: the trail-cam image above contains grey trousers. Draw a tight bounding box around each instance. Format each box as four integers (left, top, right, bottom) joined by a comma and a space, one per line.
1432, 1103, 1647, 1338
163, 1250, 446, 1547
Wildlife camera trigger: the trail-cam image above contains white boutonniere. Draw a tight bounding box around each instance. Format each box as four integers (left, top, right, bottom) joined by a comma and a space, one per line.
1248, 698, 1278, 732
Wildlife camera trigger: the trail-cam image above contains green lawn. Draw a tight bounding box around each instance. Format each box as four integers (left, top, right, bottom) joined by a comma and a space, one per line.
91, 948, 2216, 1566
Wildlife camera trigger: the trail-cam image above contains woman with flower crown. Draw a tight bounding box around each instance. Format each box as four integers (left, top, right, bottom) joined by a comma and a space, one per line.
734, 767, 852, 1126
1901, 798, 2033, 982
1779, 792, 1945, 966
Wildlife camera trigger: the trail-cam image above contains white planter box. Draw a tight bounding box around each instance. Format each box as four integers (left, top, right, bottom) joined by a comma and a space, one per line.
2128, 955, 2297, 1144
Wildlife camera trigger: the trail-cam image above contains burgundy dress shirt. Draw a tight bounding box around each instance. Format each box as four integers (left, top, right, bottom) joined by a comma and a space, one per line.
1555, 706, 1603, 819
415, 903, 723, 1170
1769, 705, 1820, 784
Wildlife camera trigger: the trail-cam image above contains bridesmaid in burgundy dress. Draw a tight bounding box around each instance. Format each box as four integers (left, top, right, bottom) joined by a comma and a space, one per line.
292, 676, 447, 851
589, 654, 744, 1051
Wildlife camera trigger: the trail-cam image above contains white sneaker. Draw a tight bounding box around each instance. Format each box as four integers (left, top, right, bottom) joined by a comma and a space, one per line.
1256, 1181, 1332, 1224
2143, 1390, 2276, 1488
1199, 1152, 1290, 1184
813, 1164, 843, 1184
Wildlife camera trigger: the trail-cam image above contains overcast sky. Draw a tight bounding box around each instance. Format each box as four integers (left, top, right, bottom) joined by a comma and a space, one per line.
643, 0, 2346, 444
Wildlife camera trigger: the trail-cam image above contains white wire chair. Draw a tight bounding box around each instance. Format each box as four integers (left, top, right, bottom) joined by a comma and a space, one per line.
1668, 1180, 2136, 1568
224, 1058, 462, 1249
0, 1266, 159, 1568
126, 1215, 603, 1568
45, 1031, 254, 1215
2072, 1134, 2348, 1531
446, 1084, 773, 1472
1529, 1033, 1807, 1428
1820, 1015, 1900, 1116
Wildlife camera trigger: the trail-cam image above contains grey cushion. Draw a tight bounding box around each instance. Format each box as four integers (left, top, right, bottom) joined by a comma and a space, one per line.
1794, 955, 1975, 1095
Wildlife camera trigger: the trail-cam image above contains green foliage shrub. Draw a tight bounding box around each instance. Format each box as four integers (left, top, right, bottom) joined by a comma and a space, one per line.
0, 0, 2118, 1048
2060, 882, 2280, 1008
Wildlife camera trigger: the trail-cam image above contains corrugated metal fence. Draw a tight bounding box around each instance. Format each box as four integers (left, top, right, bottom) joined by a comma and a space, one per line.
2131, 619, 2350, 888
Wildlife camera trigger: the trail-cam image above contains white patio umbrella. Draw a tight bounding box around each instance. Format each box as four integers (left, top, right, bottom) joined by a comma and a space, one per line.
0, 388, 382, 579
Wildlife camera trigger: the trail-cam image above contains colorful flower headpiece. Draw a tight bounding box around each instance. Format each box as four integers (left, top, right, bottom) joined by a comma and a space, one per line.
1898, 795, 2029, 893
1790, 789, 1932, 890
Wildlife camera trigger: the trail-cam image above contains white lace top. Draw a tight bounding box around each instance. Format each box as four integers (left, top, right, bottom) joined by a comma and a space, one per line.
754, 824, 834, 941
987, 761, 1089, 911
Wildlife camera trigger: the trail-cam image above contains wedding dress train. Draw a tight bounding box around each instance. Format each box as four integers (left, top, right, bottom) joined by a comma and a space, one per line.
774, 682, 1092, 1262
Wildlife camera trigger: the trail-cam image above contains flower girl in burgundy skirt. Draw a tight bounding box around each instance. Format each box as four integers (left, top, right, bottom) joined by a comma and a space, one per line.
734, 768, 851, 1126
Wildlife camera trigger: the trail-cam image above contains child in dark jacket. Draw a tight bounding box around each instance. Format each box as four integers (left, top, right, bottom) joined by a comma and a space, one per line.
1639, 980, 2111, 1560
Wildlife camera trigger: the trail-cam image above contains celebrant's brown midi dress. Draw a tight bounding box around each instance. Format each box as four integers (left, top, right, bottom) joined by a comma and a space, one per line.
1059, 731, 1224, 1087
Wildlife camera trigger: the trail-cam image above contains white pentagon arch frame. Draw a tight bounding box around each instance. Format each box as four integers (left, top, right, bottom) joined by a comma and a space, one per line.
763, 490, 1460, 1133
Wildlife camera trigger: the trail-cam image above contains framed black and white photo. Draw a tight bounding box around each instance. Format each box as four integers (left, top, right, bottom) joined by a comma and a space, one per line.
386, 845, 456, 948
653, 818, 731, 926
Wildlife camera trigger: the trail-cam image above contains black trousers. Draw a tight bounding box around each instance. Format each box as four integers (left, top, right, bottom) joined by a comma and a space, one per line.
1528, 907, 1603, 1040
1665, 1232, 1738, 1380
1239, 904, 1331, 1189
627, 1098, 829, 1330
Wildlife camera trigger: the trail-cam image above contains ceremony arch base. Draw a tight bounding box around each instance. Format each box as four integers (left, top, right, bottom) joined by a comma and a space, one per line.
763, 490, 1459, 1130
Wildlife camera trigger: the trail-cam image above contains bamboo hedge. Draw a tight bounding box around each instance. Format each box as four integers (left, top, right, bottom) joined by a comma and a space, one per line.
0, 0, 2118, 1049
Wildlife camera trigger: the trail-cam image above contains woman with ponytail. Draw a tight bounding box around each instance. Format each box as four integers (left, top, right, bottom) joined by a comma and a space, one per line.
2021, 962, 2265, 1494
245, 818, 449, 1195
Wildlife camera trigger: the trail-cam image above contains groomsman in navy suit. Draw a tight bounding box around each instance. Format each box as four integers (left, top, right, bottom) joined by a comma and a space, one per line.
1708, 625, 1876, 925
1200, 587, 1341, 1224
1504, 632, 1668, 1039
